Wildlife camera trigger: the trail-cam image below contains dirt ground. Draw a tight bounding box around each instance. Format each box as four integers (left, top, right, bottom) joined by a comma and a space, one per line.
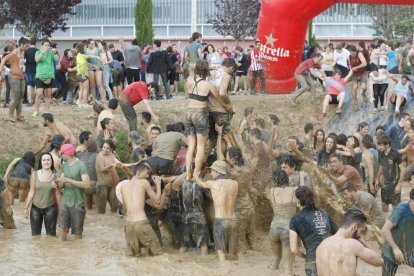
1, 94, 413, 275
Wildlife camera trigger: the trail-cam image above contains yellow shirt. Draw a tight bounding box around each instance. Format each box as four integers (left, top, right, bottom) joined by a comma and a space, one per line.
76, 53, 88, 75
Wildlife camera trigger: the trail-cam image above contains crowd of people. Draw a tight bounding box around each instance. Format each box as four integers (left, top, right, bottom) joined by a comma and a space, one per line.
0, 33, 267, 123
292, 39, 414, 120
0, 32, 413, 276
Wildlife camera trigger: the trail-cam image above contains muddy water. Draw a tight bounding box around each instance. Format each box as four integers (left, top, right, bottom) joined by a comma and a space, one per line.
1, 201, 414, 275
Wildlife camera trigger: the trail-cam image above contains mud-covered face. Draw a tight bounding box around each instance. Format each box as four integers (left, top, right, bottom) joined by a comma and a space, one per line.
102, 143, 112, 155
281, 163, 294, 176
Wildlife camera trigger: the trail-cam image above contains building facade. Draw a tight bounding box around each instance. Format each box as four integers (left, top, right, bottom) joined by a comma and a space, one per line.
0, 0, 375, 40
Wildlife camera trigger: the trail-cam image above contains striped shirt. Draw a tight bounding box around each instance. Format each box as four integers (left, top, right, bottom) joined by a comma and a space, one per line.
250, 48, 264, 71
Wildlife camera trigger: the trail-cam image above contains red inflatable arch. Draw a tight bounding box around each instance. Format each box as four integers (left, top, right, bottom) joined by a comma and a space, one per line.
256, 0, 414, 94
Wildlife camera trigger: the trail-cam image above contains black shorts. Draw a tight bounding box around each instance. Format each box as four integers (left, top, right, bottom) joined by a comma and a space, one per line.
329, 94, 339, 104
168, 69, 176, 85
236, 70, 247, 77
35, 78, 56, 89
381, 184, 401, 206
390, 95, 407, 106
76, 74, 89, 83
112, 70, 123, 86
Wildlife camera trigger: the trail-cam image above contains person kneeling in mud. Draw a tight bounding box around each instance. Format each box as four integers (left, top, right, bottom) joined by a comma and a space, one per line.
194, 160, 238, 261
120, 162, 170, 257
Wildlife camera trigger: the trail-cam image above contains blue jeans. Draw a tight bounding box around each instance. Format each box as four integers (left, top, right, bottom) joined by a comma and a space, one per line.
153, 72, 170, 99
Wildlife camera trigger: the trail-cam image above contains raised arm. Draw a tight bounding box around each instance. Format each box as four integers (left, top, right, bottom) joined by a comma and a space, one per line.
36, 134, 52, 155
3, 158, 20, 182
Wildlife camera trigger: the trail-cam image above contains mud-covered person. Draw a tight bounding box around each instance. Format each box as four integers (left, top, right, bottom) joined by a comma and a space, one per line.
35, 113, 77, 155
56, 144, 90, 241
194, 160, 238, 261
181, 172, 210, 255
316, 208, 383, 276
204, 58, 237, 162
215, 125, 256, 250
185, 60, 227, 180
77, 141, 99, 209
120, 162, 168, 257
267, 169, 298, 273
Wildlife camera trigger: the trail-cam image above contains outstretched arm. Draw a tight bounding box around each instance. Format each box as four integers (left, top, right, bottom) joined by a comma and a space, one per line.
142, 99, 159, 124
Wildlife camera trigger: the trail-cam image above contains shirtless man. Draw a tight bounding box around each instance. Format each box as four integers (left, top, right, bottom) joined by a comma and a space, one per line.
36, 113, 77, 154
0, 37, 30, 122
120, 162, 164, 257
194, 160, 239, 261
216, 125, 256, 250
316, 208, 383, 276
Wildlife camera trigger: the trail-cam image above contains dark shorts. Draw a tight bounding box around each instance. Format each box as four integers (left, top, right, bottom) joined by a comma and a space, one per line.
147, 156, 176, 175
76, 74, 89, 83
24, 72, 36, 87
185, 107, 209, 136
390, 95, 407, 107
213, 218, 239, 254
35, 78, 56, 89
208, 111, 233, 140
382, 254, 414, 276
125, 219, 162, 257
381, 184, 401, 206
329, 94, 339, 104
112, 70, 123, 86
236, 70, 247, 77
58, 203, 86, 235
168, 69, 176, 85
350, 74, 368, 84
183, 223, 210, 247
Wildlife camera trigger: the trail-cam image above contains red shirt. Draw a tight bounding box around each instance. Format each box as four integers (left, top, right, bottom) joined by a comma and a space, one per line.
121, 81, 149, 106
295, 59, 321, 75
343, 165, 363, 190
327, 78, 346, 96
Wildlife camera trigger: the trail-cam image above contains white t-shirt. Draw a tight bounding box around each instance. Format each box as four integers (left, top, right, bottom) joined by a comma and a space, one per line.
334, 50, 349, 68
369, 69, 388, 84
379, 54, 388, 66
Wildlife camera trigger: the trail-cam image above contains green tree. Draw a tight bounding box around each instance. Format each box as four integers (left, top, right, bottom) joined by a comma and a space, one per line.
135, 0, 154, 48
367, 5, 414, 40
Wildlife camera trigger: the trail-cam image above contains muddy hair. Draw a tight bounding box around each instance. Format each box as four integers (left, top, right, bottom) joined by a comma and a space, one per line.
227, 147, 244, 166
37, 152, 55, 172
100, 118, 112, 130
377, 134, 391, 146
195, 60, 210, 79
295, 186, 316, 210
244, 107, 254, 117
357, 122, 369, 132
103, 139, 116, 151
272, 169, 289, 188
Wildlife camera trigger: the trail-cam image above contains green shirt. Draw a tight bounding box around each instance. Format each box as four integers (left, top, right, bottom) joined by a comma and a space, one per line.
60, 160, 88, 207
35, 50, 55, 79
33, 171, 57, 209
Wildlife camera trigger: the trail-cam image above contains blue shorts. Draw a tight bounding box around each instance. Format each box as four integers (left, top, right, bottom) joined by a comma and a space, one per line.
24, 72, 36, 87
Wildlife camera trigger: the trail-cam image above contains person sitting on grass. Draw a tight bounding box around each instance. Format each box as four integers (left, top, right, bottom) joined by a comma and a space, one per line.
386, 74, 412, 116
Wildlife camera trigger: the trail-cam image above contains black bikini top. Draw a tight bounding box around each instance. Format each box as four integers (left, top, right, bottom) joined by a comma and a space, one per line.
189, 77, 208, 102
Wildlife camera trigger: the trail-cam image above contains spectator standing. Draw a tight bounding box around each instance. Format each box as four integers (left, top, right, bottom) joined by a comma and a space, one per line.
250, 40, 265, 95
123, 39, 141, 84
147, 40, 172, 100
24, 37, 38, 106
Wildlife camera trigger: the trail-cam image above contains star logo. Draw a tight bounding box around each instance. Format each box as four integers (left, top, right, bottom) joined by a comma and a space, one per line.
265, 32, 278, 47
